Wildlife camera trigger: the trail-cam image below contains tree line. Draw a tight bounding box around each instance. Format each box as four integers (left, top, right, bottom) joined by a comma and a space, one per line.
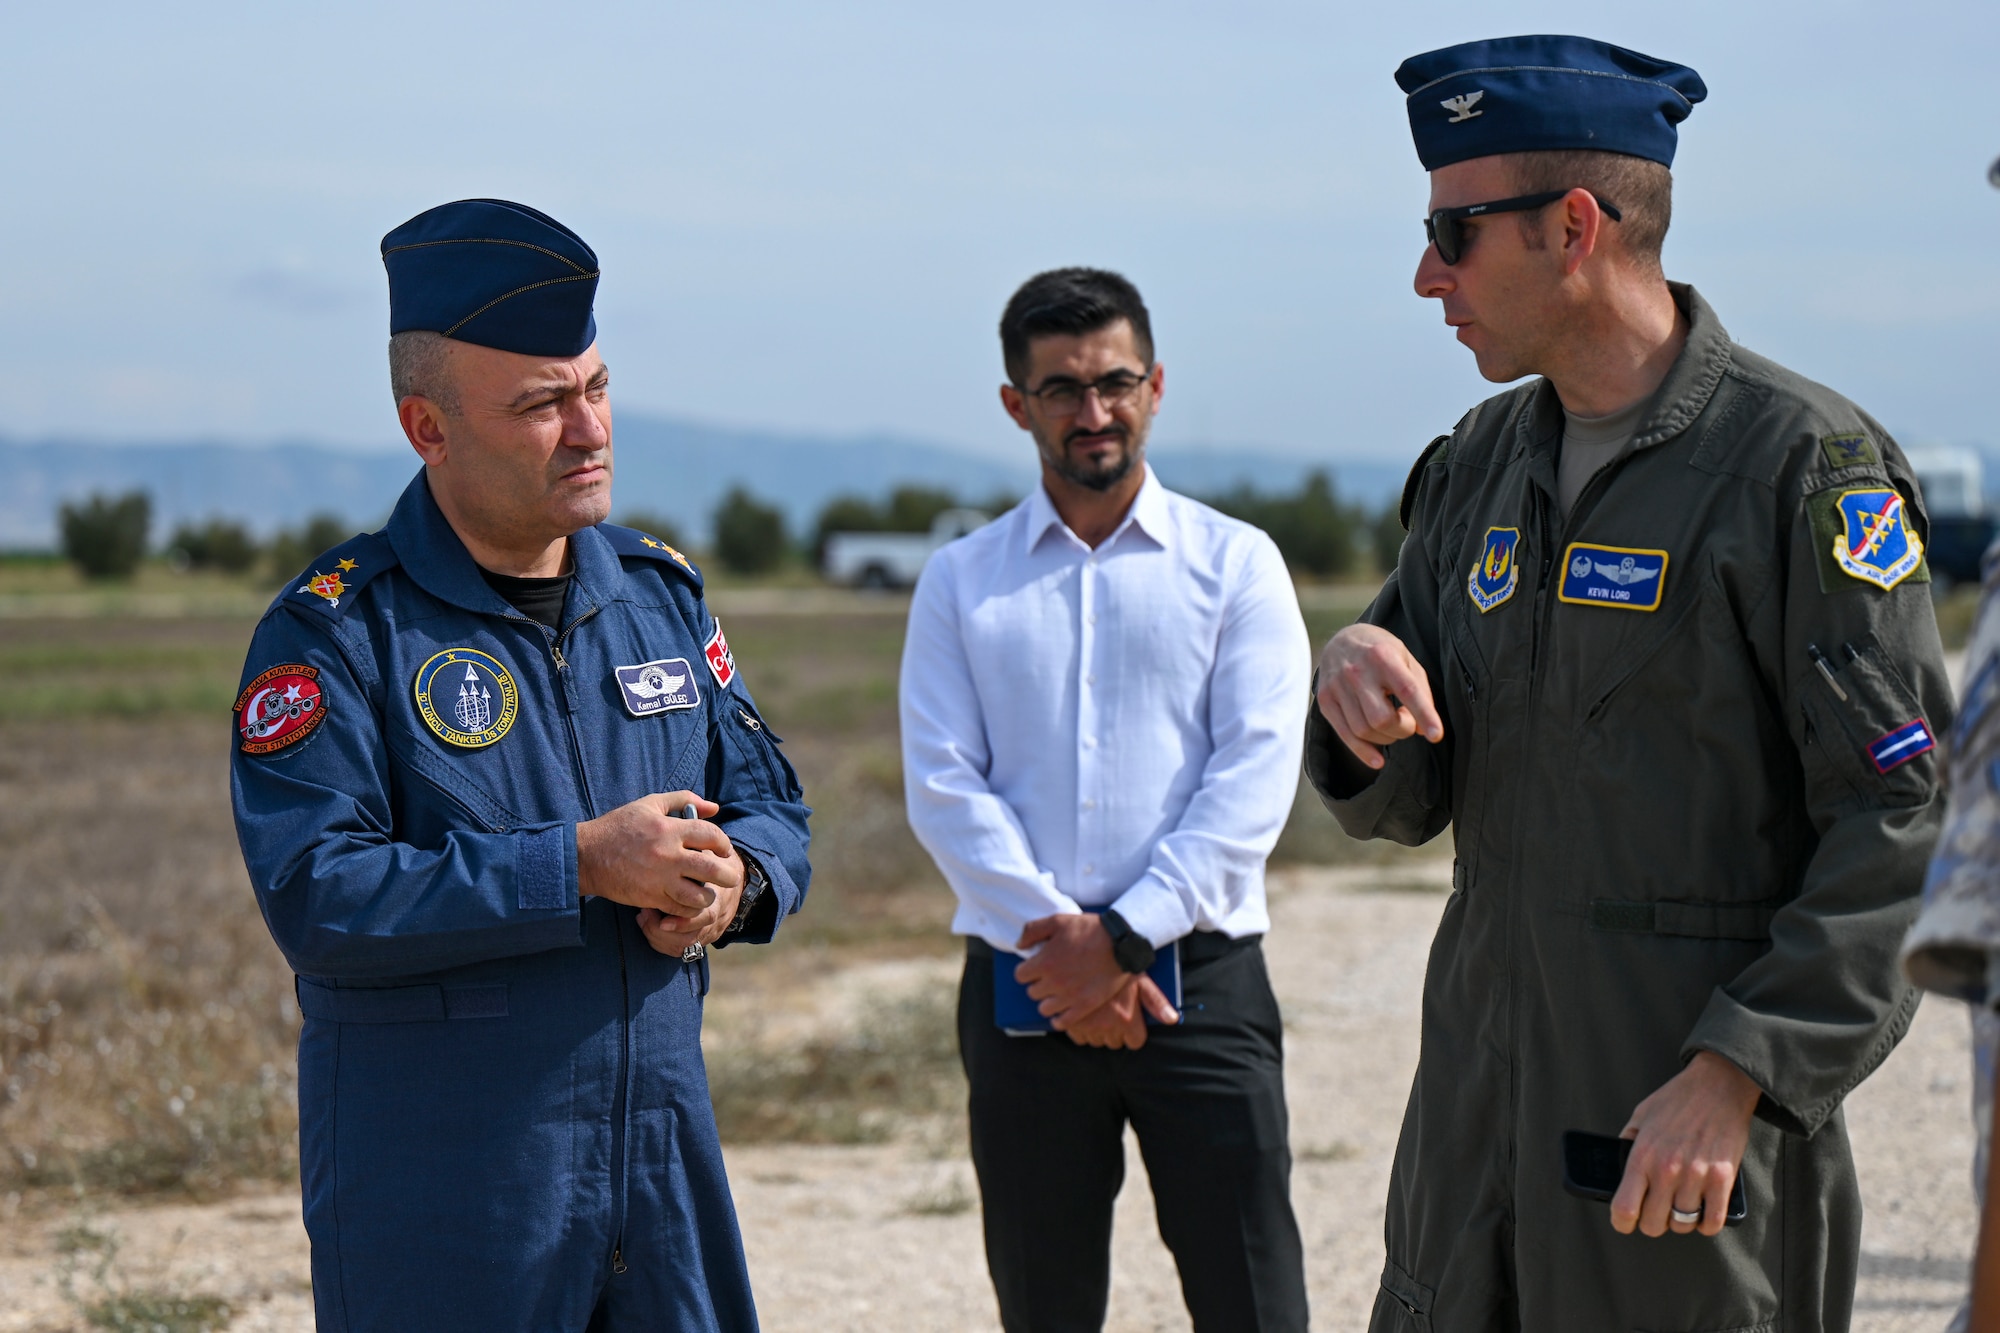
49, 469, 1406, 582
691, 470, 1403, 578
54, 493, 361, 584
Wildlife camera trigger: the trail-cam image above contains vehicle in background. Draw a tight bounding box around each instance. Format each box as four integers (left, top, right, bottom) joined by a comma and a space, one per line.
1907, 445, 1995, 592
822, 508, 990, 588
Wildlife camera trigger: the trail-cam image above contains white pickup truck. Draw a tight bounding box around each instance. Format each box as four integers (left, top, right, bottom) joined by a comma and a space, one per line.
822, 509, 990, 588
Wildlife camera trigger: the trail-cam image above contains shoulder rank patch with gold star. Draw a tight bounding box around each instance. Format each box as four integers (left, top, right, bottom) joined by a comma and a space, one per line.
600, 522, 704, 587
282, 532, 399, 620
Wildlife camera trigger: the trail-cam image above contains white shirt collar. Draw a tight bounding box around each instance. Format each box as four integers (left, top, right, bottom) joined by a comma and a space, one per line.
1024, 464, 1172, 556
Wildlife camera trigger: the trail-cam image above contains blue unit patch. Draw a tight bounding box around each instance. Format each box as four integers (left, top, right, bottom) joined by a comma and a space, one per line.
614, 658, 701, 718
1831, 488, 1924, 590
1467, 527, 1521, 613
1557, 543, 1668, 611
413, 648, 520, 748
1869, 718, 1935, 774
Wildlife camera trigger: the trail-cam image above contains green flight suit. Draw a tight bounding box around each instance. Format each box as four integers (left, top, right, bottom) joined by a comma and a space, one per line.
1308, 286, 1951, 1332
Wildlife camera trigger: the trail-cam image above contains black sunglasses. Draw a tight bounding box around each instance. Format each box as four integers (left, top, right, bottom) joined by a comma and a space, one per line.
1425, 190, 1622, 265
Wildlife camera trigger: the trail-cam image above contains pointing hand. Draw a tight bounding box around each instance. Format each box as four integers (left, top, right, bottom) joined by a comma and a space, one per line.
1314, 624, 1444, 768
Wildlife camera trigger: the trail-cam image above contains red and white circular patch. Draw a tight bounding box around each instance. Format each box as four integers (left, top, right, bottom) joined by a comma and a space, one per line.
236, 664, 326, 755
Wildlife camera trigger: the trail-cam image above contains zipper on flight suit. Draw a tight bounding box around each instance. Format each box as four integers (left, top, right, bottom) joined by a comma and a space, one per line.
1528, 486, 1558, 688
548, 609, 638, 1279
505, 605, 635, 1278
1529, 455, 1625, 691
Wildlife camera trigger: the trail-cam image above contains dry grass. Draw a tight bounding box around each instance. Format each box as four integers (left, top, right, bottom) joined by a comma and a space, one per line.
54, 1220, 235, 1332
706, 987, 961, 1145
0, 716, 300, 1200
0, 589, 1397, 1210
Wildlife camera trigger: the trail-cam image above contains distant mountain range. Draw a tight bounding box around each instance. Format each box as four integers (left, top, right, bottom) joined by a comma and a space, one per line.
0, 414, 1412, 549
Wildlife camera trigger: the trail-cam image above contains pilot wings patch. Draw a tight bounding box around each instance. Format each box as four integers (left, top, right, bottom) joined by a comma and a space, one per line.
1557, 543, 1669, 612
615, 657, 701, 717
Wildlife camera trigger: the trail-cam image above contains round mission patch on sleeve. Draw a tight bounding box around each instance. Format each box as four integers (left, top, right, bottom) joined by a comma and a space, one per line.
236, 664, 327, 755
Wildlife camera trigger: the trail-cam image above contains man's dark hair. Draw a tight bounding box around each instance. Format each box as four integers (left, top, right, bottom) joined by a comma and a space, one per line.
999, 268, 1154, 386
1506, 150, 1673, 269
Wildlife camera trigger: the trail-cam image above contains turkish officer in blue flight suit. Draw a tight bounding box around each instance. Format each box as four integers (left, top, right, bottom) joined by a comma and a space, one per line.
229, 198, 812, 1333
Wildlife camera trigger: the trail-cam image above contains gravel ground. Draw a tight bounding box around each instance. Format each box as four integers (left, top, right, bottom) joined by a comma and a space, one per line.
0, 863, 1976, 1330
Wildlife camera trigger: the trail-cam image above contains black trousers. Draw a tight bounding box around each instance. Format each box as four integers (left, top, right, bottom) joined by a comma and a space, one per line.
958, 934, 1309, 1333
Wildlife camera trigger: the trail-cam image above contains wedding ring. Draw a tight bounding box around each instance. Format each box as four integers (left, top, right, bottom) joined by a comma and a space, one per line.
1670, 1206, 1702, 1225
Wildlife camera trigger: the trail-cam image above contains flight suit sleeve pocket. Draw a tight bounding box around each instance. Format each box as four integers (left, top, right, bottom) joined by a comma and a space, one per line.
722, 698, 803, 801
1795, 632, 1937, 808
1376, 1257, 1435, 1332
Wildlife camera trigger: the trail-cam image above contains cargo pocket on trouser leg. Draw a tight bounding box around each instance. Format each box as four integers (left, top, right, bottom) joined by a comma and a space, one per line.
1372, 1257, 1435, 1333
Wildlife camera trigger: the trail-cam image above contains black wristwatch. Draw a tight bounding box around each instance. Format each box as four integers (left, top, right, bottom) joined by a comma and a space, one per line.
1101, 909, 1157, 974
725, 851, 770, 935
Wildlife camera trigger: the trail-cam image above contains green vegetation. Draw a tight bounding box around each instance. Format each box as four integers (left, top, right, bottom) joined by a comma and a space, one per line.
1204, 470, 1369, 576
264, 513, 356, 585
614, 509, 689, 552
44, 488, 367, 590
804, 470, 1405, 579
0, 564, 1390, 1207
165, 518, 259, 575
809, 484, 1015, 563
55, 1222, 234, 1332
0, 619, 252, 720
713, 486, 789, 574
60, 492, 152, 580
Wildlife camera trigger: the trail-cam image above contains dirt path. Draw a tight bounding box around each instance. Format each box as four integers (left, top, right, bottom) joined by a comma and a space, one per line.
0, 864, 1975, 1330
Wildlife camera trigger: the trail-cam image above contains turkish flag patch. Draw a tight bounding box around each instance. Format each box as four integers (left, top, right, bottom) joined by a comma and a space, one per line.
236, 664, 326, 755
703, 621, 737, 688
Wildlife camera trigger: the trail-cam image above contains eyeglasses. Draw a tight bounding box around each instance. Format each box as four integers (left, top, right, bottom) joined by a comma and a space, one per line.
1020, 370, 1153, 416
1425, 190, 1622, 265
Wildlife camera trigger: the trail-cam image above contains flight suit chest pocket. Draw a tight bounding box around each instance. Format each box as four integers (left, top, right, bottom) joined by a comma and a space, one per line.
393, 734, 523, 834
1797, 632, 1938, 807
1444, 519, 1535, 693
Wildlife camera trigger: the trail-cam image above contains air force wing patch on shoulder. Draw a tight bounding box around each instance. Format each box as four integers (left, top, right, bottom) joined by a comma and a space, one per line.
1467, 527, 1521, 613
1558, 543, 1668, 611
414, 649, 520, 748
615, 658, 700, 717
236, 664, 326, 755
1830, 488, 1924, 591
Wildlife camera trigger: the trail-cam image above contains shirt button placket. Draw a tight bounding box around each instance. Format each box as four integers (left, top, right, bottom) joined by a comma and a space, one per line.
1078, 555, 1097, 891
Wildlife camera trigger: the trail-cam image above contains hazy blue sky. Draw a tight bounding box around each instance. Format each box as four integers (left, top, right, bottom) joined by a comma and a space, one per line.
1, 2, 1992, 467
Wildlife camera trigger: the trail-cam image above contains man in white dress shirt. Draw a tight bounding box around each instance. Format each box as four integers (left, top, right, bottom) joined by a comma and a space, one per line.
900, 268, 1312, 1332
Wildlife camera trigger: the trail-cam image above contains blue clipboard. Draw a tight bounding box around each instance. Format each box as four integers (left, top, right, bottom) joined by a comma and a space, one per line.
992, 913, 1182, 1036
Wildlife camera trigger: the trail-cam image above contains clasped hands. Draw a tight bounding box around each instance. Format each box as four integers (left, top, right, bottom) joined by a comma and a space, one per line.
576, 791, 745, 956
1013, 914, 1180, 1050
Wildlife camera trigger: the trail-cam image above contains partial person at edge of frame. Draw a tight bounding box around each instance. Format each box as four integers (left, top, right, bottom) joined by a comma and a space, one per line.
1897, 149, 2000, 1333
900, 267, 1314, 1332
1308, 35, 1950, 1333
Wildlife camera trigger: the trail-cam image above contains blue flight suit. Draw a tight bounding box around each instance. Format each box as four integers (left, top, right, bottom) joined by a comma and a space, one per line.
229, 472, 811, 1332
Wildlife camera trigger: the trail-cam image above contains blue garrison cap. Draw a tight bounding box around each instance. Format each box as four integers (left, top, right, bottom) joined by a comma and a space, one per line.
381, 199, 600, 357
1396, 36, 1706, 172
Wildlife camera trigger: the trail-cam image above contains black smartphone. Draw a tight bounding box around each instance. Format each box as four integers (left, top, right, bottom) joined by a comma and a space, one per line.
1560, 1130, 1746, 1226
